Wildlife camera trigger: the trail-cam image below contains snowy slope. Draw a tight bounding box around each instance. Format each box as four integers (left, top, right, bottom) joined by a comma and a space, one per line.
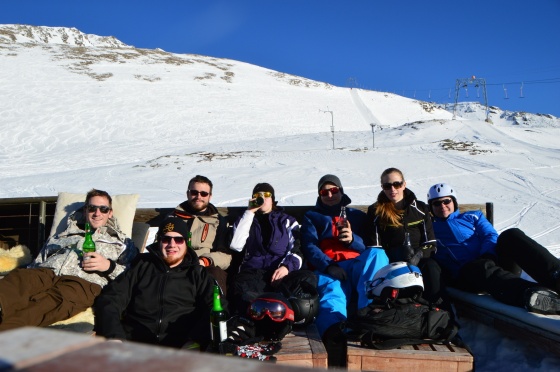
1, 24, 560, 370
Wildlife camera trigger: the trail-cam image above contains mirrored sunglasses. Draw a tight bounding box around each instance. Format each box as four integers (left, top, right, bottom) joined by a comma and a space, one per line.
253, 191, 272, 199
248, 298, 295, 322
86, 204, 112, 214
188, 190, 210, 197
431, 198, 453, 207
161, 236, 185, 245
381, 181, 404, 190
319, 186, 340, 197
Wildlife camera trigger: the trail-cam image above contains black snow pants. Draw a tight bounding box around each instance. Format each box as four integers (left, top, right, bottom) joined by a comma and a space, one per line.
451, 228, 560, 307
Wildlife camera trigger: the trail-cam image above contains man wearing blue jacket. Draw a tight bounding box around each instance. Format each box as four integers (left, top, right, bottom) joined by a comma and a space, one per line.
428, 183, 560, 315
301, 174, 388, 367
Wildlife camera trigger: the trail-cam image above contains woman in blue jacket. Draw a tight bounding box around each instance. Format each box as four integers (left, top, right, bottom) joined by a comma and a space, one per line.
428, 182, 560, 315
229, 183, 305, 315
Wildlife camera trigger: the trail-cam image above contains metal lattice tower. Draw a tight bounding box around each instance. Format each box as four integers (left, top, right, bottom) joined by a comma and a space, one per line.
453, 77, 489, 122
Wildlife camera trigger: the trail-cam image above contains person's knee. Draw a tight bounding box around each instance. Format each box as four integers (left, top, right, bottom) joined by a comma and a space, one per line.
498, 227, 524, 243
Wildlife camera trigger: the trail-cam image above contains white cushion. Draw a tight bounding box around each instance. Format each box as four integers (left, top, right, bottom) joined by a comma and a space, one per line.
49, 192, 139, 238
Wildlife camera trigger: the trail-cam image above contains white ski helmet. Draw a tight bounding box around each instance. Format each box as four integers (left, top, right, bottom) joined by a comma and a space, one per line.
366, 262, 424, 301
427, 183, 458, 211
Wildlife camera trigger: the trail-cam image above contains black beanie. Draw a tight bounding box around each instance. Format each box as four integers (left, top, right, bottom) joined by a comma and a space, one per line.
317, 174, 343, 193
158, 217, 190, 240
253, 182, 275, 201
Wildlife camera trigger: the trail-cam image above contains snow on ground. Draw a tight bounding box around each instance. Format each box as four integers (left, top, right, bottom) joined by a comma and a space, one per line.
1, 24, 560, 370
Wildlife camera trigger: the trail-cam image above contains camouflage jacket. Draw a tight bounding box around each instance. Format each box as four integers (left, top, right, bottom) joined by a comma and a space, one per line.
29, 210, 138, 288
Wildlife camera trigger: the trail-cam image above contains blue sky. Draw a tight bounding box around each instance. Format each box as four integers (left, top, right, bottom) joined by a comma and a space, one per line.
3, 0, 560, 116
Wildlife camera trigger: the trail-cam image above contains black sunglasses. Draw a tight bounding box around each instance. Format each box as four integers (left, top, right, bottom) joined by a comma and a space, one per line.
381, 181, 404, 190
161, 236, 185, 245
86, 204, 112, 214
431, 198, 453, 207
188, 190, 210, 197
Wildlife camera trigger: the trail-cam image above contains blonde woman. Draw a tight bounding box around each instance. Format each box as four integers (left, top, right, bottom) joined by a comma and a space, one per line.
363, 168, 441, 305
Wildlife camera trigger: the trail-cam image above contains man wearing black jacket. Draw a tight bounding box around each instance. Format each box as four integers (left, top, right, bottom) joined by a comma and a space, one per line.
94, 217, 217, 349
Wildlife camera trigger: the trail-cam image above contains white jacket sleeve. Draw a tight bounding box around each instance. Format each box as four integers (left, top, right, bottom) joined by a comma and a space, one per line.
229, 210, 255, 252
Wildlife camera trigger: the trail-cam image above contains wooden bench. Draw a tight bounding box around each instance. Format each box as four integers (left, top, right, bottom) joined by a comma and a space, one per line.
275, 324, 327, 369
347, 341, 473, 371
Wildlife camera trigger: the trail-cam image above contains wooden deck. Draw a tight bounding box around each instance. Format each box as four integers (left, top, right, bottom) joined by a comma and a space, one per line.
275, 324, 327, 369
347, 341, 473, 371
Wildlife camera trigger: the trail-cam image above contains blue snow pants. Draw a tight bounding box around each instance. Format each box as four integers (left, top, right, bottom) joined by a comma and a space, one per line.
314, 247, 389, 336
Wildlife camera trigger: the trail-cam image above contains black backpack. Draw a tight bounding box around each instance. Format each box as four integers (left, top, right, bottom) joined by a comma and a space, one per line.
346, 298, 458, 350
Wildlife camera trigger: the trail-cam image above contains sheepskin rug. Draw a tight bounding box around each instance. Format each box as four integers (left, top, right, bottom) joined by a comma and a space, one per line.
0, 245, 32, 275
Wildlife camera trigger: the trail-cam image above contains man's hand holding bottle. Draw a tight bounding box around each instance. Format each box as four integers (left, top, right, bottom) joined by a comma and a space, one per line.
337, 220, 353, 244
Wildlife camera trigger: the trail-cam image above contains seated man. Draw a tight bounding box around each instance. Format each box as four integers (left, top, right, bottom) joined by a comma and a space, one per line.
301, 174, 389, 367
428, 183, 560, 314
173, 175, 231, 291
94, 217, 216, 349
0, 189, 137, 330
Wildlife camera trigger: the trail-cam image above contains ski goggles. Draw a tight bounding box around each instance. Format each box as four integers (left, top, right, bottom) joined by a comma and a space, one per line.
319, 186, 340, 196
253, 191, 272, 199
86, 204, 112, 214
248, 298, 295, 322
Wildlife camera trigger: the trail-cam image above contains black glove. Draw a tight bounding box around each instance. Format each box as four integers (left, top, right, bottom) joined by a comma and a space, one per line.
418, 243, 437, 258
326, 264, 347, 281
408, 250, 423, 267
226, 316, 263, 346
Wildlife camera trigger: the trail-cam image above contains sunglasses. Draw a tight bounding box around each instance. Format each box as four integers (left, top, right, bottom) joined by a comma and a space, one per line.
188, 190, 210, 197
431, 198, 453, 207
161, 236, 186, 245
248, 298, 295, 322
253, 191, 272, 199
319, 186, 340, 197
381, 181, 404, 190
86, 204, 112, 214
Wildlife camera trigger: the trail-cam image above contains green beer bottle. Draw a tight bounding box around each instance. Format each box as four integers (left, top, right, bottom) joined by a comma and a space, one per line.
83, 222, 96, 255
210, 284, 227, 351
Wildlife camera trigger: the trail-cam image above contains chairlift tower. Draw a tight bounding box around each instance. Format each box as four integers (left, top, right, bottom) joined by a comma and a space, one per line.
452, 77, 489, 122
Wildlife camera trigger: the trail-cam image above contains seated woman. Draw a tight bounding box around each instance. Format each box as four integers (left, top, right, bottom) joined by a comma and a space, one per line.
229, 183, 307, 315
363, 167, 442, 305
